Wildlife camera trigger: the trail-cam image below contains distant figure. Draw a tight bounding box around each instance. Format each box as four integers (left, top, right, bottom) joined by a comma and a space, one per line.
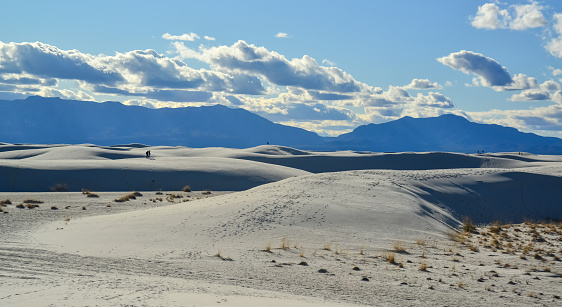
146, 150, 149, 158
148, 150, 151, 158
267, 142, 269, 145
477, 150, 480, 154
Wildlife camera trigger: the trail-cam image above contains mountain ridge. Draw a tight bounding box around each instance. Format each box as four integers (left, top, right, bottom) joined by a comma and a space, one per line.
1, 96, 561, 154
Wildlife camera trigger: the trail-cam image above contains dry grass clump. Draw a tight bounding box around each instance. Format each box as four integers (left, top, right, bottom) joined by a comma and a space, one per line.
182, 185, 191, 192
462, 217, 476, 233
383, 252, 396, 264
25, 204, 40, 209
394, 241, 407, 253
419, 261, 427, 271
115, 191, 142, 202
49, 183, 68, 192
202, 190, 212, 195
280, 238, 289, 250
81, 189, 99, 198
166, 193, 184, 202
0, 199, 12, 207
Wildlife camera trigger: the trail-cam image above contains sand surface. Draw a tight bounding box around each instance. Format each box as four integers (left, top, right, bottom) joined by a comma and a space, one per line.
1, 144, 561, 306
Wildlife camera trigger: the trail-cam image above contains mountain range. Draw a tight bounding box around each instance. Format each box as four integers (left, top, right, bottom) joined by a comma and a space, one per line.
1, 96, 562, 154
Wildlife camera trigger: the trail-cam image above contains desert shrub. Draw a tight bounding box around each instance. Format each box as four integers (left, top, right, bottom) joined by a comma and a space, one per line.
51, 206, 58, 210
25, 204, 39, 209
0, 199, 12, 206
202, 190, 211, 195
462, 217, 476, 233
50, 183, 68, 192
419, 262, 427, 271
182, 185, 191, 192
115, 191, 142, 202
23, 199, 44, 204
82, 189, 99, 198
16, 204, 24, 209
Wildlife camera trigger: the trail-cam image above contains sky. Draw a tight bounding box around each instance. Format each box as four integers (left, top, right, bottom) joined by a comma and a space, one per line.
2, 0, 562, 137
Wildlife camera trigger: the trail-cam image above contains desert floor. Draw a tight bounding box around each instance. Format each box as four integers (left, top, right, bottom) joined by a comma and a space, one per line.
0, 144, 561, 306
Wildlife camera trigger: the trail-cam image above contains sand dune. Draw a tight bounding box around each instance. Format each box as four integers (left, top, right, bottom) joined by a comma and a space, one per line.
1, 143, 562, 306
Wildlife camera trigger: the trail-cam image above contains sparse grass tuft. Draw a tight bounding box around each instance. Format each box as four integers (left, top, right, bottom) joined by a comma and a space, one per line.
202, 190, 212, 195
394, 241, 406, 253
182, 185, 191, 192
419, 261, 427, 271
265, 242, 271, 252
383, 252, 396, 264
280, 238, 289, 250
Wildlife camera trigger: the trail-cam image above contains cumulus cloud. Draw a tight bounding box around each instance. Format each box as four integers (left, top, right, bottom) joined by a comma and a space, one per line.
471, 3, 510, 29
204, 36, 216, 41
403, 78, 442, 90
510, 2, 547, 30
547, 14, 562, 58
438, 50, 513, 87
275, 32, 289, 38
173, 40, 374, 94
162, 33, 200, 41
510, 89, 550, 101
38, 88, 94, 101
471, 2, 546, 30
413, 92, 454, 108
0, 41, 124, 85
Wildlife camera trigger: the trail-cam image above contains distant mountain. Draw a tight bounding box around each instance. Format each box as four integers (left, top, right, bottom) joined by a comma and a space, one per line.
2, 97, 561, 154
0, 96, 324, 148
328, 114, 562, 154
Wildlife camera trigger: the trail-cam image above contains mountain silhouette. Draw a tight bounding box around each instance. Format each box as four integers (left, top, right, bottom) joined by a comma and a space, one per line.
328, 114, 562, 154
0, 96, 323, 148
1, 96, 561, 154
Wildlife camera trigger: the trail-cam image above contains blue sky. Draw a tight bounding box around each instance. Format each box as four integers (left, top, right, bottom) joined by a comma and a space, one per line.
2, 1, 562, 137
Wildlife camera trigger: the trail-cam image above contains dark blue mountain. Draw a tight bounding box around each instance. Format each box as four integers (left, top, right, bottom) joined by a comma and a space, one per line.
329, 114, 562, 154
0, 96, 324, 148
2, 96, 561, 154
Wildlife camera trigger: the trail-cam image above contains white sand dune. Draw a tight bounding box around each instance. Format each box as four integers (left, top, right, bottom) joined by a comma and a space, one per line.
1, 143, 562, 306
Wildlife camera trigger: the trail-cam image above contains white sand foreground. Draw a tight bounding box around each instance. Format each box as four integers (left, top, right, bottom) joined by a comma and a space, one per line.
1, 144, 561, 306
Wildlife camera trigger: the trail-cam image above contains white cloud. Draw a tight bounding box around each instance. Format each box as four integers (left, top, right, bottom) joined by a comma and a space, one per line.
494, 73, 537, 91
471, 2, 546, 30
540, 79, 561, 91
471, 3, 510, 30
547, 14, 562, 58
275, 32, 289, 38
437, 50, 513, 87
322, 59, 336, 66
174, 40, 374, 94
0, 41, 123, 85
553, 68, 562, 76
510, 2, 547, 30
162, 32, 200, 41
510, 89, 550, 101
403, 78, 442, 90
204, 36, 216, 41
38, 88, 94, 101
413, 92, 454, 108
